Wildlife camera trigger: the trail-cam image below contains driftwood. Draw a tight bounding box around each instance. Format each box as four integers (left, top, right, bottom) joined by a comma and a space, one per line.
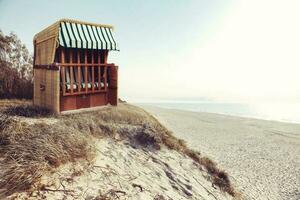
132, 183, 143, 192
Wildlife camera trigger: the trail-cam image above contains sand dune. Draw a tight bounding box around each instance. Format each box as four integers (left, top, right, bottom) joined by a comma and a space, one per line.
140, 105, 300, 200
12, 139, 232, 200
2, 103, 234, 199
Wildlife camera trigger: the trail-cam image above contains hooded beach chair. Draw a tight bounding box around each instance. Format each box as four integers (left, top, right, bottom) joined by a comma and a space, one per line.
33, 19, 119, 112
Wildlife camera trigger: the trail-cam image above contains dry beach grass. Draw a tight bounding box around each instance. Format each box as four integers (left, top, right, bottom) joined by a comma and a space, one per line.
0, 99, 31, 109
0, 100, 236, 198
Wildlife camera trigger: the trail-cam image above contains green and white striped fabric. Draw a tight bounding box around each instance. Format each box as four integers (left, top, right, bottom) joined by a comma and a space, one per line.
59, 21, 118, 50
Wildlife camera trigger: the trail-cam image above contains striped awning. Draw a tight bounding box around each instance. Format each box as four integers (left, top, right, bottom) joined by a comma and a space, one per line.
59, 21, 118, 50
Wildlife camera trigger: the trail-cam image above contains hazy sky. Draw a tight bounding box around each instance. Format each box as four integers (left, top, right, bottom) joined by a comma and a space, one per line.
1, 0, 300, 103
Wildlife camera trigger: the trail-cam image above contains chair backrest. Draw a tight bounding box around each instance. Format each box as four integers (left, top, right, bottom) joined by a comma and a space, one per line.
65, 67, 70, 84
80, 67, 92, 83
64, 66, 93, 85
73, 67, 78, 83
80, 67, 85, 83
88, 67, 92, 82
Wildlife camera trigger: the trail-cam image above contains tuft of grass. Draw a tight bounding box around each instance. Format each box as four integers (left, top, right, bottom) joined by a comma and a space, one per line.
0, 115, 93, 196
132, 124, 162, 150
0, 99, 31, 109
3, 105, 55, 118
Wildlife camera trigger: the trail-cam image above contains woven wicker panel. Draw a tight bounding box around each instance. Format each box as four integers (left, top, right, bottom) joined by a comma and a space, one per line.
34, 21, 59, 65
33, 69, 42, 106
35, 37, 57, 65
33, 69, 60, 113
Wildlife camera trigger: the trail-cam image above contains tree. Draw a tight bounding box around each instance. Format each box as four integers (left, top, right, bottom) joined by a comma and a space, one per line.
0, 30, 33, 99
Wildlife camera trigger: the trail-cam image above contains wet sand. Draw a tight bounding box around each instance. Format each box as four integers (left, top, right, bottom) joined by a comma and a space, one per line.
140, 105, 300, 200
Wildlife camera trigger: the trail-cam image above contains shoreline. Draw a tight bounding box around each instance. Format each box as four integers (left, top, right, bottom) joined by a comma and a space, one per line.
139, 104, 300, 200
137, 103, 300, 125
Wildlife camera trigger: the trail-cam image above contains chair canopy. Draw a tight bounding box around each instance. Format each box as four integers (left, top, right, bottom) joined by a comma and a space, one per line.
34, 19, 119, 65
59, 21, 118, 50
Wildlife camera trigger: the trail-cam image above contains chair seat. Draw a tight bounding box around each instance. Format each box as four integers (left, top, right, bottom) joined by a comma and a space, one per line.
64, 82, 107, 91
81, 83, 92, 89
66, 83, 77, 90
94, 82, 105, 88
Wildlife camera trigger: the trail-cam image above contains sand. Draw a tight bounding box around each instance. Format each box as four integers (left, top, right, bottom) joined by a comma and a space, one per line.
140, 105, 300, 200
11, 139, 233, 200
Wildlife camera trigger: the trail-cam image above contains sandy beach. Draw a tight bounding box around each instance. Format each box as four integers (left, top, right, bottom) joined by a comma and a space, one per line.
140, 105, 300, 200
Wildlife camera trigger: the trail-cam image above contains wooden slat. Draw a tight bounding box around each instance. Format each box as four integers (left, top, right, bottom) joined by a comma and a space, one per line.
70, 49, 74, 94
98, 52, 101, 91
104, 65, 107, 91
58, 63, 114, 66
104, 51, 108, 91
35, 63, 114, 68
91, 50, 95, 92
84, 49, 88, 93
61, 89, 107, 96
104, 50, 108, 63
77, 50, 81, 92
61, 49, 66, 95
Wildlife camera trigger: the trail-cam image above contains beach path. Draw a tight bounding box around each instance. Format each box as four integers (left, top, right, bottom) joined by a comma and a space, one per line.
140, 105, 300, 200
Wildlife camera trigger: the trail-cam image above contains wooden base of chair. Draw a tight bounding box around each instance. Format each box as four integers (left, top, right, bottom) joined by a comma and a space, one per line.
60, 105, 110, 115
60, 93, 108, 112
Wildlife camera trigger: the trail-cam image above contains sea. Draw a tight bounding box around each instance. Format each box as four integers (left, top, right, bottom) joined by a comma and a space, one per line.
139, 102, 300, 124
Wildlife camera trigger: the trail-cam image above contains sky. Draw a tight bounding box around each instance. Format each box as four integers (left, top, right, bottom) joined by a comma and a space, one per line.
1, 0, 300, 103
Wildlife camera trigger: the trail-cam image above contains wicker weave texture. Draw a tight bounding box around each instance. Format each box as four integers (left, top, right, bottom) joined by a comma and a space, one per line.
34, 21, 59, 65
33, 68, 59, 113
